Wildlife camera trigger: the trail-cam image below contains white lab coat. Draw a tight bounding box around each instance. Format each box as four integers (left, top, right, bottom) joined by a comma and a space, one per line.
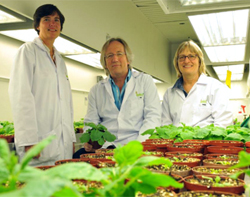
9, 37, 76, 166
161, 74, 233, 128
84, 71, 161, 147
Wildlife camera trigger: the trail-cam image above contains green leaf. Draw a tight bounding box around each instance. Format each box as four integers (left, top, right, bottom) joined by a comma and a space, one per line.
84, 122, 97, 129
79, 133, 90, 143
0, 139, 10, 164
149, 134, 160, 139
230, 151, 250, 169
180, 130, 194, 140
114, 141, 143, 166
97, 124, 107, 132
103, 131, 116, 142
141, 129, 155, 136
224, 133, 243, 141
20, 135, 56, 170
44, 162, 107, 181
90, 129, 102, 141
193, 128, 210, 139
135, 156, 172, 168
98, 138, 105, 146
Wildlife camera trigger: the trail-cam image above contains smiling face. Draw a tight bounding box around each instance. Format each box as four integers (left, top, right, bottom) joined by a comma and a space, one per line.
37, 12, 61, 42
105, 41, 129, 79
177, 47, 200, 79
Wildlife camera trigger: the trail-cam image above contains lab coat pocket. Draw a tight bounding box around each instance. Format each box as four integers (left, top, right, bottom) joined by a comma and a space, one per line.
130, 97, 144, 120
194, 104, 212, 122
39, 125, 61, 161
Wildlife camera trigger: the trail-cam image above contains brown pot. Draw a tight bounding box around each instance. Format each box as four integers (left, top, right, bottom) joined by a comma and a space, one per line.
80, 153, 113, 162
203, 159, 239, 167
36, 165, 55, 170
192, 166, 245, 180
208, 140, 244, 147
166, 144, 203, 153
183, 139, 210, 145
164, 151, 203, 160
0, 134, 14, 143
165, 156, 201, 168
92, 160, 116, 168
204, 153, 238, 160
89, 140, 103, 149
55, 158, 98, 166
245, 141, 250, 148
177, 190, 242, 196
183, 175, 245, 194
207, 146, 244, 154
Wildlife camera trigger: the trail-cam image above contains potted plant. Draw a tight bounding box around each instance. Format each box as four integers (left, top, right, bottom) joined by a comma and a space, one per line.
207, 146, 244, 155
0, 121, 14, 143
192, 166, 245, 180
80, 122, 116, 149
165, 151, 203, 160
74, 118, 84, 133
183, 175, 245, 194
203, 159, 239, 167
177, 190, 242, 196
165, 156, 201, 168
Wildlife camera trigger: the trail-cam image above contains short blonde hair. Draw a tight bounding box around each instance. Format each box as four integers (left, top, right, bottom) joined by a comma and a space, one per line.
100, 37, 133, 76
173, 40, 206, 78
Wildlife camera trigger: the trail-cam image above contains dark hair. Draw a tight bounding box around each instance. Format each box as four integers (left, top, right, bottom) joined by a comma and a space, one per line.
33, 4, 65, 35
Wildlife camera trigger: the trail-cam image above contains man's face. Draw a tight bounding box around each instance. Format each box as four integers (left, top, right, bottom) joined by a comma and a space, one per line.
105, 41, 129, 78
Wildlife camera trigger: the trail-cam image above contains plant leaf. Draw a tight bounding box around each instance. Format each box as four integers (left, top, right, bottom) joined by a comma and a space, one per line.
90, 129, 102, 141
103, 131, 116, 142
0, 139, 10, 165
230, 151, 250, 169
98, 138, 105, 146
84, 122, 97, 129
79, 133, 90, 143
97, 124, 107, 132
141, 129, 155, 136
20, 135, 56, 170
114, 141, 143, 166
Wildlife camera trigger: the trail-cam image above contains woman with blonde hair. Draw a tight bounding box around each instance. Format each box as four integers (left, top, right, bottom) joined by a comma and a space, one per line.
161, 40, 233, 128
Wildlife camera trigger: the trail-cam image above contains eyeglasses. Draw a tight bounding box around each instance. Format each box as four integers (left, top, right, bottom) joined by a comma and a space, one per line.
105, 52, 125, 60
178, 54, 197, 62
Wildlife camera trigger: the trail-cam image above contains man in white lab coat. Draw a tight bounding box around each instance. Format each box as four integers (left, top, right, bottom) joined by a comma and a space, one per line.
74, 38, 161, 157
8, 4, 76, 166
161, 40, 233, 128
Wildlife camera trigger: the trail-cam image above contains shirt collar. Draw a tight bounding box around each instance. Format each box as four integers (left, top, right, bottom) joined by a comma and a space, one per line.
109, 69, 132, 84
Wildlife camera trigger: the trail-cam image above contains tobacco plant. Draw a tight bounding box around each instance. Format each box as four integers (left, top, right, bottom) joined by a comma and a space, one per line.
0, 136, 183, 196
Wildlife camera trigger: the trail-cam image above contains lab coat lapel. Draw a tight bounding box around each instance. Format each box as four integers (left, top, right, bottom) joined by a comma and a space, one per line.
122, 75, 135, 104
103, 77, 115, 103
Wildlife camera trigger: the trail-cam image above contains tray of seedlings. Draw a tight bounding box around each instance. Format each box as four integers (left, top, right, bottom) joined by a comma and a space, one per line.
165, 156, 201, 168
136, 187, 176, 197
203, 159, 239, 167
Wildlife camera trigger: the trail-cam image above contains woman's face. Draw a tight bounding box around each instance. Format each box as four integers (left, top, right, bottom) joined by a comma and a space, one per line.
177, 47, 200, 78
37, 12, 61, 42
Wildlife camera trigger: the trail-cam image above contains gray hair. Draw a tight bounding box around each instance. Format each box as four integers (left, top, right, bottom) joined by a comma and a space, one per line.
100, 37, 133, 76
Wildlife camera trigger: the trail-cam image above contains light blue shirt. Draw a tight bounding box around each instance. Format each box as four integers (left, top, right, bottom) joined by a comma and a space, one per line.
109, 69, 132, 110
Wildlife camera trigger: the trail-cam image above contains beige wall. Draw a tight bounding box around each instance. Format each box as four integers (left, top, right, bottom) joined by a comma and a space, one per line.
0, 0, 171, 83
0, 34, 105, 121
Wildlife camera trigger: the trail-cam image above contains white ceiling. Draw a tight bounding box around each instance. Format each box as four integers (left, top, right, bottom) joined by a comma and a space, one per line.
131, 0, 250, 81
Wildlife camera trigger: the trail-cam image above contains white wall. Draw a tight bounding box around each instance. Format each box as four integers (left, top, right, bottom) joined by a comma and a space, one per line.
0, 34, 105, 121
0, 0, 171, 83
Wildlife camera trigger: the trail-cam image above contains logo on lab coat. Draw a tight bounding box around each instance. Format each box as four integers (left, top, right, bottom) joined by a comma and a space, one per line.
136, 91, 144, 98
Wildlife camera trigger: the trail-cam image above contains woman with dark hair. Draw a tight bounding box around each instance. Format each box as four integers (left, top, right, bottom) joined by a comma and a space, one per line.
9, 4, 76, 166
161, 40, 233, 128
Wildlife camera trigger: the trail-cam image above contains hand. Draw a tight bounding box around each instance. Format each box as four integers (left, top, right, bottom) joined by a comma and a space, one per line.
84, 143, 96, 152
25, 145, 41, 159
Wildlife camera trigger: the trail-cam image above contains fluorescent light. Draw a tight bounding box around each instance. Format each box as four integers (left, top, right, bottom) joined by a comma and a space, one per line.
204, 45, 245, 62
66, 53, 103, 69
180, 0, 238, 6
189, 9, 248, 47
0, 29, 93, 55
0, 10, 23, 23
213, 64, 244, 81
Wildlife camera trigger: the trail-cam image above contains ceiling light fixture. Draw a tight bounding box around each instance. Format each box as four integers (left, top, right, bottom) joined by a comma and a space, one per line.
213, 64, 244, 81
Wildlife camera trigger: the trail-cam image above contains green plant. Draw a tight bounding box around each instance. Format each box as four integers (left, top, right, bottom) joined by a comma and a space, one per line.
0, 137, 183, 196
80, 122, 116, 146
0, 121, 14, 135
73, 118, 84, 133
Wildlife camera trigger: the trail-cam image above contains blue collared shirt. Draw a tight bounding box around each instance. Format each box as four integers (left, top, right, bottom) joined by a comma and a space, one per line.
172, 77, 188, 97
109, 69, 132, 110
